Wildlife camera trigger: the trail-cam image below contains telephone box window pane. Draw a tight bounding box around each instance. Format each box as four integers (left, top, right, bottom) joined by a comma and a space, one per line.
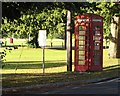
79, 41, 85, 45
79, 26, 84, 30
94, 26, 101, 32
94, 50, 100, 55
95, 26, 101, 30
94, 42, 100, 50
94, 26, 101, 35
93, 36, 101, 41
78, 61, 85, 65
94, 56, 100, 65
94, 59, 100, 65
79, 46, 85, 50
94, 50, 100, 65
79, 56, 85, 60
95, 31, 100, 35
79, 36, 85, 40
79, 51, 85, 55
95, 46, 100, 50
79, 31, 85, 35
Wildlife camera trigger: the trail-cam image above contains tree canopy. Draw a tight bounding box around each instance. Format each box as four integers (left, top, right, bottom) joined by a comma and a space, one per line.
2, 2, 120, 48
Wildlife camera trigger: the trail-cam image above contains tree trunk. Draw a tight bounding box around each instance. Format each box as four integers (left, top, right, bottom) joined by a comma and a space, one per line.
63, 18, 67, 49
116, 15, 120, 58
35, 32, 39, 48
50, 39, 53, 48
28, 34, 31, 42
109, 15, 120, 58
66, 10, 72, 71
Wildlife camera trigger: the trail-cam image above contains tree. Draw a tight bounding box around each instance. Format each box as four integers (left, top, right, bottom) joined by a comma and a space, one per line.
94, 2, 120, 58
109, 15, 120, 58
109, 2, 120, 58
2, 17, 18, 38
2, 2, 68, 47
2, 2, 34, 21
2, 2, 102, 48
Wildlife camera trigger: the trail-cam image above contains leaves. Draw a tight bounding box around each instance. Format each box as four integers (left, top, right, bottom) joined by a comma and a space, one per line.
2, 2, 119, 46
95, 2, 120, 37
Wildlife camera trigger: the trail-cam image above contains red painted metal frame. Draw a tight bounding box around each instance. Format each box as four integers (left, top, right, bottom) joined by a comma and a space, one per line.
90, 15, 103, 71
74, 13, 103, 72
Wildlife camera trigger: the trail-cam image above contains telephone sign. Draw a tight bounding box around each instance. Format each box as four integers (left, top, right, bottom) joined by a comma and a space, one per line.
38, 30, 46, 47
74, 14, 103, 72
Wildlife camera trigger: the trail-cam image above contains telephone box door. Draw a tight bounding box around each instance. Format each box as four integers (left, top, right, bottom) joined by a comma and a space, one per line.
90, 18, 103, 71
74, 24, 89, 72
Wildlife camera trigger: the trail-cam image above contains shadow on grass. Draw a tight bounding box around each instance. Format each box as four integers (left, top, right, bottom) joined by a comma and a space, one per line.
46, 46, 75, 50
2, 66, 119, 89
2, 60, 66, 69
103, 64, 120, 70
2, 44, 27, 48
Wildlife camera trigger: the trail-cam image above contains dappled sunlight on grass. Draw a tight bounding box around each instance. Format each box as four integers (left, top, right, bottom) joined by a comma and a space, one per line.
103, 49, 119, 69
2, 66, 67, 74
2, 48, 119, 74
4, 47, 67, 61
2, 46, 120, 88
45, 66, 67, 73
2, 47, 67, 74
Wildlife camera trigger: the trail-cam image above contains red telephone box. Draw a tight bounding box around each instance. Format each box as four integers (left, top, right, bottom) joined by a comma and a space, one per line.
74, 13, 103, 72
10, 38, 13, 43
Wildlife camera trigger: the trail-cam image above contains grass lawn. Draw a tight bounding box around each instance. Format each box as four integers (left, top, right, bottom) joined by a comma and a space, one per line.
1, 39, 120, 88
1, 38, 67, 47
2, 47, 68, 74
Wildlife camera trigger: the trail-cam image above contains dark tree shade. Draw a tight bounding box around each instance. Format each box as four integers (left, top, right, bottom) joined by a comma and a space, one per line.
2, 2, 102, 21
2, 2, 33, 20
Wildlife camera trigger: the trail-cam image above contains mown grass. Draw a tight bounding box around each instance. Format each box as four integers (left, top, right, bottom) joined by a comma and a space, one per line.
2, 47, 119, 73
2, 67, 119, 88
2, 47, 69, 74
1, 39, 120, 88
1, 38, 66, 47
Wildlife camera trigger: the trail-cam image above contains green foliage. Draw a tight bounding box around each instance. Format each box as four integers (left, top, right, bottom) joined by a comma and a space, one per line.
45, 8, 67, 39
95, 3, 112, 37
2, 6, 67, 48
2, 17, 17, 38
94, 2, 120, 38
0, 48, 7, 68
2, 2, 119, 47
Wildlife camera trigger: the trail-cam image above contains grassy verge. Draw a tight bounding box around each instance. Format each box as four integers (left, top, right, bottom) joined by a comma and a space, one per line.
1, 38, 119, 88
2, 67, 119, 88
1, 47, 68, 74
